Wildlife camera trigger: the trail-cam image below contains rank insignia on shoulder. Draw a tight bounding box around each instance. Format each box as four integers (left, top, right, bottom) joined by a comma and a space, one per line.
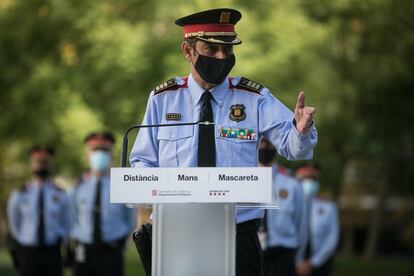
278, 188, 289, 199
229, 104, 246, 122
154, 78, 177, 95
236, 77, 263, 93
166, 113, 181, 121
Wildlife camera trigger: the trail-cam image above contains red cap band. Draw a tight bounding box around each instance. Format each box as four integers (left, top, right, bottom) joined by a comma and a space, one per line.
183, 24, 235, 36
30, 151, 52, 158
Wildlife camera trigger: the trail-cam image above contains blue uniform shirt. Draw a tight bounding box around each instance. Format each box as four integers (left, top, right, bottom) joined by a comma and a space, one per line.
130, 74, 318, 223
300, 197, 339, 267
266, 165, 307, 257
7, 180, 71, 246
69, 174, 136, 244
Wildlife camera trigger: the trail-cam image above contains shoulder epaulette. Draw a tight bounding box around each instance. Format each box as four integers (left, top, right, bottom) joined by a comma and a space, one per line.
153, 78, 180, 95
235, 77, 263, 94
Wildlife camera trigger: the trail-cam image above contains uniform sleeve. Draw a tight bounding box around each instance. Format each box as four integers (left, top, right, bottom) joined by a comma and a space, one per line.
7, 191, 21, 241
310, 203, 339, 267
130, 92, 160, 167
294, 181, 308, 264
60, 191, 72, 244
124, 206, 137, 234
259, 91, 318, 160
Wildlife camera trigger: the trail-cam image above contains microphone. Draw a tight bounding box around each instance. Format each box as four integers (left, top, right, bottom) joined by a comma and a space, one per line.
120, 121, 214, 167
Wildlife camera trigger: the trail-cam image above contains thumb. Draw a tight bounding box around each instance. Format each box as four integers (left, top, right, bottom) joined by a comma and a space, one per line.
296, 91, 305, 109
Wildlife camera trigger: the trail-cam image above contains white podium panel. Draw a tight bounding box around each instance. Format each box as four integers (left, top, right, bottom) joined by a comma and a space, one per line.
110, 167, 274, 276
110, 167, 272, 204
152, 203, 236, 276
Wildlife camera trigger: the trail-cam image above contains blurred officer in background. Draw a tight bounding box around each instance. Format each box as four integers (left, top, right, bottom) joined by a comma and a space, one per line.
259, 138, 307, 276
7, 145, 71, 276
70, 132, 136, 276
130, 8, 318, 276
295, 162, 339, 276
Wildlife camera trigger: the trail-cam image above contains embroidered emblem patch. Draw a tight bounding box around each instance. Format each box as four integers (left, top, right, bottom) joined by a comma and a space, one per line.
218, 127, 256, 140
278, 188, 289, 199
229, 104, 246, 122
166, 113, 181, 121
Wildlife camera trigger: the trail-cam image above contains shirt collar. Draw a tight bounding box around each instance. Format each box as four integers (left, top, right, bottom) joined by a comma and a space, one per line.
188, 73, 228, 107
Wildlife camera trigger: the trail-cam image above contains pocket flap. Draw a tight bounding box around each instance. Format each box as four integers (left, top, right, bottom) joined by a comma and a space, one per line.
157, 125, 194, 141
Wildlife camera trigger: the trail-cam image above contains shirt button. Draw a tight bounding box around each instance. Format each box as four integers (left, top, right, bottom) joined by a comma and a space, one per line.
218, 100, 223, 106
171, 134, 176, 139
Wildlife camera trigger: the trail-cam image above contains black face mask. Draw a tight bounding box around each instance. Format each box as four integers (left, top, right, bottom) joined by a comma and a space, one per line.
258, 148, 276, 165
34, 169, 51, 179
193, 50, 235, 85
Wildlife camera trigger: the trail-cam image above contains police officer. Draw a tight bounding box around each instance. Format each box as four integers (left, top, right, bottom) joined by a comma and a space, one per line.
70, 132, 136, 276
129, 8, 318, 276
295, 162, 339, 276
259, 139, 307, 276
7, 146, 71, 276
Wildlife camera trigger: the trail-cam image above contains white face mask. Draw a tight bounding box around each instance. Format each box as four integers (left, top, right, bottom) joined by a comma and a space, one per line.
90, 150, 111, 172
301, 178, 319, 197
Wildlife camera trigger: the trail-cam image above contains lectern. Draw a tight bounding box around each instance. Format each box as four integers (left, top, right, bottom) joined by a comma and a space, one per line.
111, 167, 274, 276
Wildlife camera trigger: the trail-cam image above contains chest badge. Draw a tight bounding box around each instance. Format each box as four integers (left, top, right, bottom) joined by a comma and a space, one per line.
318, 207, 325, 215
278, 188, 289, 199
229, 104, 246, 122
166, 113, 181, 121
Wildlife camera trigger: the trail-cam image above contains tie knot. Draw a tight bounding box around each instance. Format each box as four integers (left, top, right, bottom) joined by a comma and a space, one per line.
201, 91, 212, 103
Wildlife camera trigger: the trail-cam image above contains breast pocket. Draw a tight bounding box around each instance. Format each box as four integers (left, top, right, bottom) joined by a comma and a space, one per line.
216, 126, 258, 167
157, 126, 194, 167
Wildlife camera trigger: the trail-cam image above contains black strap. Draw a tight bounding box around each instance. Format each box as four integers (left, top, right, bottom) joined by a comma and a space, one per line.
198, 91, 216, 167
237, 219, 261, 233
93, 180, 102, 244
37, 186, 45, 246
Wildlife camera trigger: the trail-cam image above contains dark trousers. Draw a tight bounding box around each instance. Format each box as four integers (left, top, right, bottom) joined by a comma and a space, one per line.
18, 245, 62, 276
236, 219, 262, 276
264, 246, 297, 276
73, 244, 124, 276
311, 258, 333, 276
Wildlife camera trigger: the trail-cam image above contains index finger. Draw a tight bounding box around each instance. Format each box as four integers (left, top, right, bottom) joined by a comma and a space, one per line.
296, 91, 305, 109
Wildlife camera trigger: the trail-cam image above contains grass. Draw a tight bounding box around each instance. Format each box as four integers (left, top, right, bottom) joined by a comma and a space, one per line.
1, 246, 413, 276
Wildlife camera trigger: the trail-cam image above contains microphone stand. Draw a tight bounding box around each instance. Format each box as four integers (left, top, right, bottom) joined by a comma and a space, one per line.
120, 121, 214, 167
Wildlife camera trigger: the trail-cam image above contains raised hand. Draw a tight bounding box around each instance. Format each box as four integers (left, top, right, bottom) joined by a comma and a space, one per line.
294, 91, 316, 134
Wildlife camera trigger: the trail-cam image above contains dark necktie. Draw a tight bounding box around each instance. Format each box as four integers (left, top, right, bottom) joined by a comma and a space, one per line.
304, 200, 312, 259
93, 180, 102, 244
198, 91, 216, 167
38, 186, 45, 246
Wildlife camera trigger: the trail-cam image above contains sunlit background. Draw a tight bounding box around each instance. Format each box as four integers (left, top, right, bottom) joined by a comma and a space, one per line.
1, 0, 414, 275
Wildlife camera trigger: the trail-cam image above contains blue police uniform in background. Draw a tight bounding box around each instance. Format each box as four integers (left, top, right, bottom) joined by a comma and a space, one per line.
264, 164, 307, 276
296, 163, 339, 276
300, 198, 339, 275
8, 181, 71, 246
70, 132, 136, 276
70, 174, 136, 244
130, 8, 318, 276
7, 146, 70, 276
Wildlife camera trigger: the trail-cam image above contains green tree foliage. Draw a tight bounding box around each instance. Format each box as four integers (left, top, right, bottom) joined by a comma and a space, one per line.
0, 0, 413, 253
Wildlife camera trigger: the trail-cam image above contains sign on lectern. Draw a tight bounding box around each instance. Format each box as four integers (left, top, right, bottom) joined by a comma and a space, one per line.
110, 167, 273, 276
